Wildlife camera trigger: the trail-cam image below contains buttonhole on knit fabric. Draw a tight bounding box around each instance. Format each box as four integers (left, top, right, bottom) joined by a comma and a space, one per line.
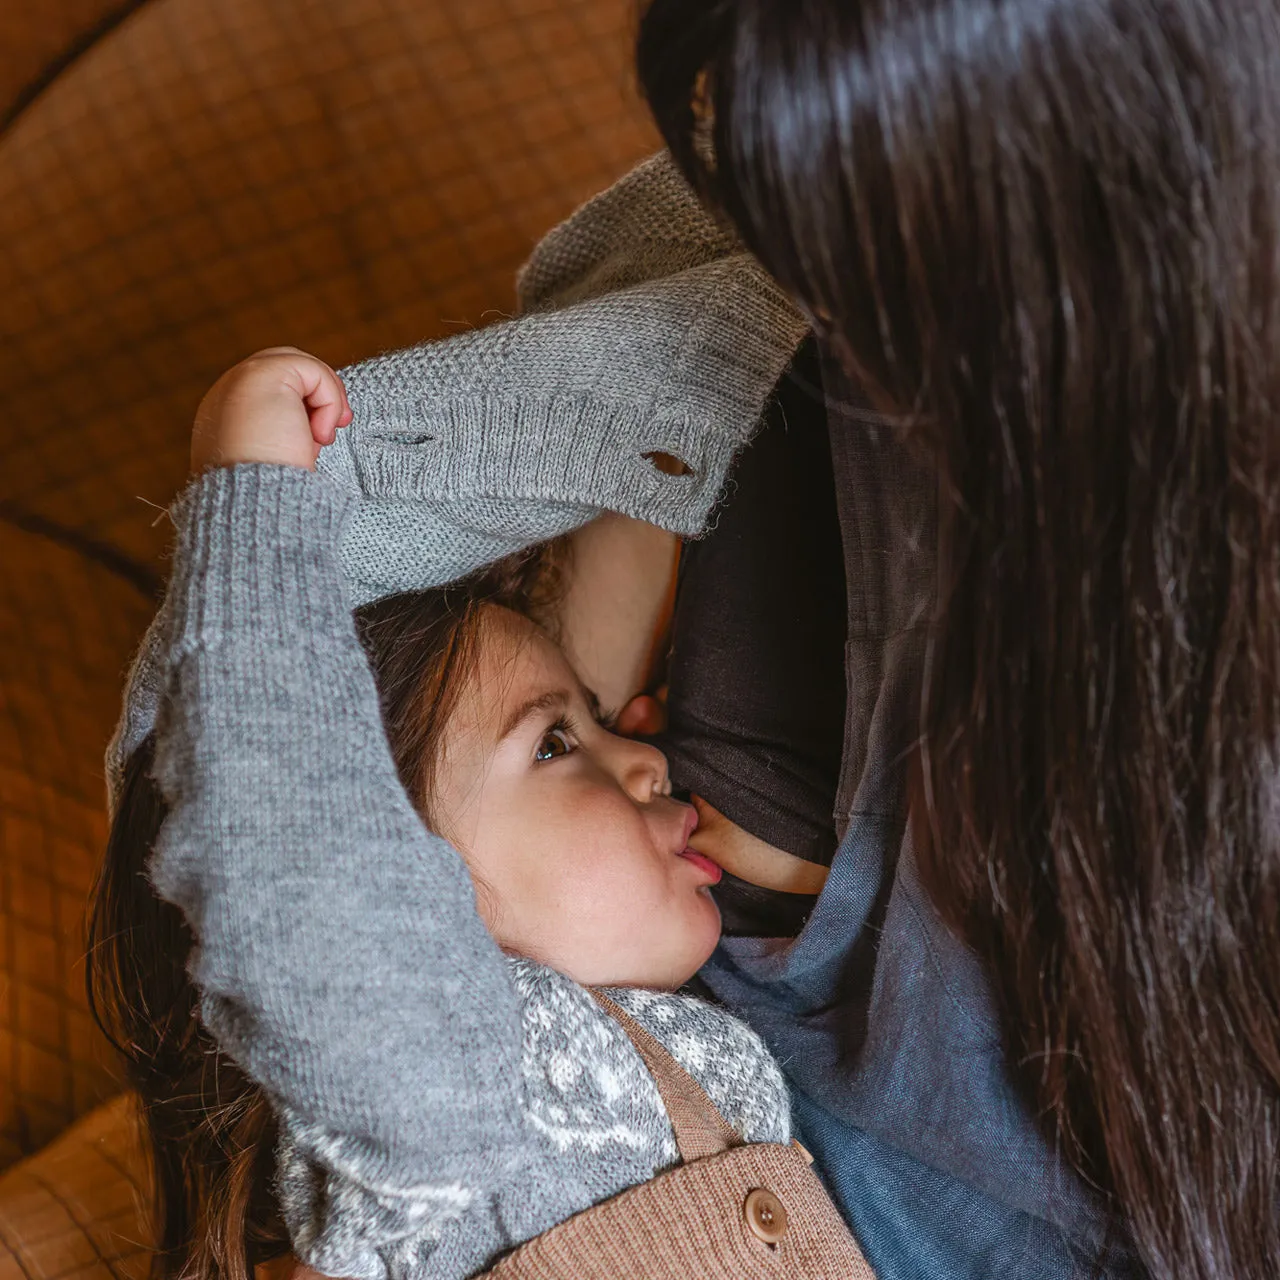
641, 450, 694, 478
382, 432, 435, 446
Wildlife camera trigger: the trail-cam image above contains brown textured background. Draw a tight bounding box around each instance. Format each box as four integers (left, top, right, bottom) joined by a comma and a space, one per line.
0, 0, 656, 1237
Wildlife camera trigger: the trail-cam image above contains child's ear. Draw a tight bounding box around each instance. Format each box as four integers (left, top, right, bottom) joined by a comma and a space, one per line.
615, 692, 666, 737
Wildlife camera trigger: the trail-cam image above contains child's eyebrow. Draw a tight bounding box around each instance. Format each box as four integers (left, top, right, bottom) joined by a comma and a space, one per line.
496, 684, 610, 742
497, 689, 570, 742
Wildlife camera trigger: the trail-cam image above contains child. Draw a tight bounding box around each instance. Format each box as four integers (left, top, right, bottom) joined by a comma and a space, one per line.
91, 347, 863, 1280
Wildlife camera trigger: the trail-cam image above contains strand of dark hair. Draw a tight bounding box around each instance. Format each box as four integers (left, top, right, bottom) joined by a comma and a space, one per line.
637, 1, 1280, 1276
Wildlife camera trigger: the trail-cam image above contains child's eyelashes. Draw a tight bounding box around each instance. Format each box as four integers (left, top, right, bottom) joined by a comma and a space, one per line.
535, 717, 578, 762
533, 700, 616, 764
585, 690, 617, 731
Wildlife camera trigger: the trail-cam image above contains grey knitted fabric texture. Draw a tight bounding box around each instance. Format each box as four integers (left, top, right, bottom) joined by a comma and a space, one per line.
108, 153, 808, 798
274, 955, 789, 1280
152, 467, 789, 1280
125, 154, 809, 1280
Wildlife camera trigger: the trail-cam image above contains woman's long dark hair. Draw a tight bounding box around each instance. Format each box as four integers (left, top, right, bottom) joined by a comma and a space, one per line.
87, 549, 557, 1280
638, 1, 1280, 1275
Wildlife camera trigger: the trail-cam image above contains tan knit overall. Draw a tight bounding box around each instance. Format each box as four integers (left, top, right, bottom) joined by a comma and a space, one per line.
475, 992, 877, 1279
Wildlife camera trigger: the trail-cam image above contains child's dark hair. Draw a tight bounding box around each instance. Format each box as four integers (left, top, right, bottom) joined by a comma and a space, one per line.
86, 545, 558, 1280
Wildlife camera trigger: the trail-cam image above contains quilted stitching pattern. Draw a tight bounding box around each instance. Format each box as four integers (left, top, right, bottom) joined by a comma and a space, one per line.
0, 1096, 149, 1280
0, 0, 656, 1193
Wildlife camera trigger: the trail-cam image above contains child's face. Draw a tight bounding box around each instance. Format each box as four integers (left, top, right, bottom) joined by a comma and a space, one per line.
433, 605, 723, 988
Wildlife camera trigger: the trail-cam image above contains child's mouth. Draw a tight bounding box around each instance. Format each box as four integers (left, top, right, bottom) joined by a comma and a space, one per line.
677, 847, 723, 883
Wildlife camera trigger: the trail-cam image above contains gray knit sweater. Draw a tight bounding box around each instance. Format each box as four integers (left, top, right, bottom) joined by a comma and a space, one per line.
111, 153, 807, 782
119, 154, 810, 1280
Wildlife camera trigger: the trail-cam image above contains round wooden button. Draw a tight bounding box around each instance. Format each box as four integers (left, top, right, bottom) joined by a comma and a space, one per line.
743, 1187, 789, 1244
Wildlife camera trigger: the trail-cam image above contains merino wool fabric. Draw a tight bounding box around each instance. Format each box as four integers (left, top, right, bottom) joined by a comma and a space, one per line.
150, 467, 792, 1280
108, 153, 808, 795
115, 154, 811, 1280
469, 993, 875, 1279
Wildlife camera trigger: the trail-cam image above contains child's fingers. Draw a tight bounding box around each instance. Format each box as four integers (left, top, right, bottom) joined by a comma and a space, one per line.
192, 347, 354, 474
279, 353, 351, 446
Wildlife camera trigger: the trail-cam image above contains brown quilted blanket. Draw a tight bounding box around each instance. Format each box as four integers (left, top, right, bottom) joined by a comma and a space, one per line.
0, 0, 654, 1236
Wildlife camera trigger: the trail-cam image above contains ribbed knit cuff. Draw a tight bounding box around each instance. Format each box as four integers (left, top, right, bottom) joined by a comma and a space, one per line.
336, 256, 810, 538
166, 465, 357, 659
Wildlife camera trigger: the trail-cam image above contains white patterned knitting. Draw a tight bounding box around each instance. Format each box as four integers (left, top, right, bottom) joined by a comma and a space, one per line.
276, 958, 788, 1280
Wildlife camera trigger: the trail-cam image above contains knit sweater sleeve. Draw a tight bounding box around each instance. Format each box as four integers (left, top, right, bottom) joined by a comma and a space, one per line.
148, 464, 537, 1260
108, 150, 807, 808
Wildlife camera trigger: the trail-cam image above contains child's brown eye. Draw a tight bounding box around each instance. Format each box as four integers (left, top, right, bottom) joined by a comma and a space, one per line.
535, 728, 573, 762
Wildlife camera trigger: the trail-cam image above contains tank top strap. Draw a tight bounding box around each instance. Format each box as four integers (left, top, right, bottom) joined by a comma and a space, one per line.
590, 989, 743, 1164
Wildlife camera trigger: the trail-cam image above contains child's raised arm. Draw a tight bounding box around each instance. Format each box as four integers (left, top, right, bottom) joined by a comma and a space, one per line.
149, 349, 539, 1265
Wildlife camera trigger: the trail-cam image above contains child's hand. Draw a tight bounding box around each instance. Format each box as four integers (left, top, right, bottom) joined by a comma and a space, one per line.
190, 346, 353, 474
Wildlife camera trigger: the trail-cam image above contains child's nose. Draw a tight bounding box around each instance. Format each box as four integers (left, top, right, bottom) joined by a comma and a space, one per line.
615, 734, 670, 803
